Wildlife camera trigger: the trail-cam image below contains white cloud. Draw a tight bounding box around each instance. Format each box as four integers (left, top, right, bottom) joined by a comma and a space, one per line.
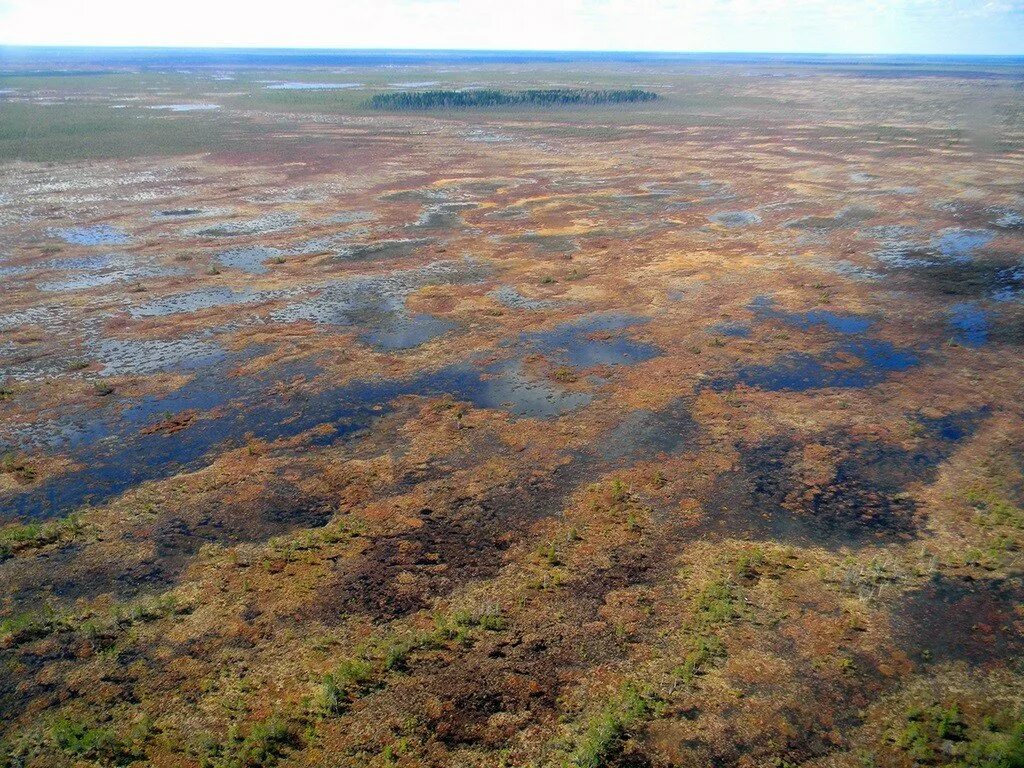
0, 0, 1020, 53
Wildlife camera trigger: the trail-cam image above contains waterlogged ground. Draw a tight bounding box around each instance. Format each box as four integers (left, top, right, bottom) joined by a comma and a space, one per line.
2, 52, 1024, 768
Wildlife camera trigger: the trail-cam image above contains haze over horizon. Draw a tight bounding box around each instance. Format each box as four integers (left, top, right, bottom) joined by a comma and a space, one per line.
1, 0, 1022, 56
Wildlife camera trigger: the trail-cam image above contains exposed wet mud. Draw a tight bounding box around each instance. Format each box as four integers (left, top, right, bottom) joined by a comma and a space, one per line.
322, 460, 589, 621
893, 575, 1024, 665
599, 397, 696, 462
703, 412, 985, 546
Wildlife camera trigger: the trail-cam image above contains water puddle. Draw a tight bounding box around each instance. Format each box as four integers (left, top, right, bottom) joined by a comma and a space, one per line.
993, 210, 1024, 231
154, 209, 204, 217
324, 210, 374, 225
37, 253, 186, 291
408, 202, 476, 231
381, 189, 450, 204
519, 313, 661, 368
932, 228, 995, 261
751, 295, 873, 334
265, 82, 361, 90
92, 336, 226, 376
704, 416, 980, 546
488, 286, 556, 311
129, 286, 286, 318
709, 322, 752, 338
215, 246, 283, 274
48, 225, 130, 246
2, 352, 592, 520
186, 212, 301, 238
148, 103, 220, 112
271, 259, 486, 327
512, 233, 578, 254
709, 210, 761, 228
785, 205, 875, 232
360, 313, 456, 351
599, 398, 696, 462
871, 227, 995, 268
336, 238, 436, 262
710, 339, 918, 392
153, 207, 231, 219
947, 302, 990, 347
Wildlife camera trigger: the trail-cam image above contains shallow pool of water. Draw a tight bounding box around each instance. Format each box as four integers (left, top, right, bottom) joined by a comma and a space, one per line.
360, 313, 457, 350
488, 286, 556, 311
216, 246, 282, 274
187, 212, 301, 238
129, 286, 286, 318
520, 313, 661, 368
49, 225, 130, 246
710, 339, 918, 392
947, 302, 990, 347
2, 351, 593, 519
265, 82, 361, 90
751, 295, 873, 334
932, 228, 995, 261
709, 210, 761, 228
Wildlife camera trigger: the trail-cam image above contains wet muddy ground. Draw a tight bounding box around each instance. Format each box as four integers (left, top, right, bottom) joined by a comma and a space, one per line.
2, 54, 1024, 768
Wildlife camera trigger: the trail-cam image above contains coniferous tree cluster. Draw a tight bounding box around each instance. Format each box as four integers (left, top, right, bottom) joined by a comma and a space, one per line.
367, 88, 659, 110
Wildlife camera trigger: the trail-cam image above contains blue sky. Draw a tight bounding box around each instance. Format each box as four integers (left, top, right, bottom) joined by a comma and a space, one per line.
1, 0, 1022, 55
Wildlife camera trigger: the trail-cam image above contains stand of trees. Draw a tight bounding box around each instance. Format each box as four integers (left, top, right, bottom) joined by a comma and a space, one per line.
367, 88, 659, 110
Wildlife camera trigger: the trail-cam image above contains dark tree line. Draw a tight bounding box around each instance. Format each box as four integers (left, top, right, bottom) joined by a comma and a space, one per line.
367, 88, 659, 110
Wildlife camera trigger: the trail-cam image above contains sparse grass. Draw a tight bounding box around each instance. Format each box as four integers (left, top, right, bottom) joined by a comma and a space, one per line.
320, 659, 376, 715
319, 605, 507, 715
967, 486, 1024, 529
48, 717, 140, 766
552, 365, 578, 383
199, 714, 299, 768
568, 683, 660, 768
693, 580, 739, 628
368, 88, 659, 111
0, 512, 88, 559
0, 452, 38, 485
672, 635, 726, 683
0, 591, 186, 647
585, 478, 651, 532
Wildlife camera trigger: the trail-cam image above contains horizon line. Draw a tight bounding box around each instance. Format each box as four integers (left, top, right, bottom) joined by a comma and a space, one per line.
2, 44, 1024, 59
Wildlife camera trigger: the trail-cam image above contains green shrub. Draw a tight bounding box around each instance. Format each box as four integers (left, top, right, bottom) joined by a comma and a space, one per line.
200, 715, 298, 768
571, 683, 656, 768
49, 718, 139, 765
694, 581, 738, 627
672, 635, 726, 683
320, 659, 375, 715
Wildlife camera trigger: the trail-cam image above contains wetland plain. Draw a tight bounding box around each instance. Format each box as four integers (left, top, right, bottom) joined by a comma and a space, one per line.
1, 49, 1024, 767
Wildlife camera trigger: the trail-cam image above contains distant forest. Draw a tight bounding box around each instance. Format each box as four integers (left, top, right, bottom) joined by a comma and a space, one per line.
367, 88, 660, 110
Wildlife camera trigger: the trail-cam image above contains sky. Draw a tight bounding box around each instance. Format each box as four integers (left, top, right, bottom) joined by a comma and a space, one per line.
0, 0, 1022, 55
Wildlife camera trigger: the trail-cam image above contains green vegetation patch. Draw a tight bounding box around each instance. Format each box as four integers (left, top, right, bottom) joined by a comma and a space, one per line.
199, 714, 300, 768
567, 682, 662, 768
367, 88, 659, 110
0, 513, 89, 560
0, 103, 238, 162
891, 703, 1024, 767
